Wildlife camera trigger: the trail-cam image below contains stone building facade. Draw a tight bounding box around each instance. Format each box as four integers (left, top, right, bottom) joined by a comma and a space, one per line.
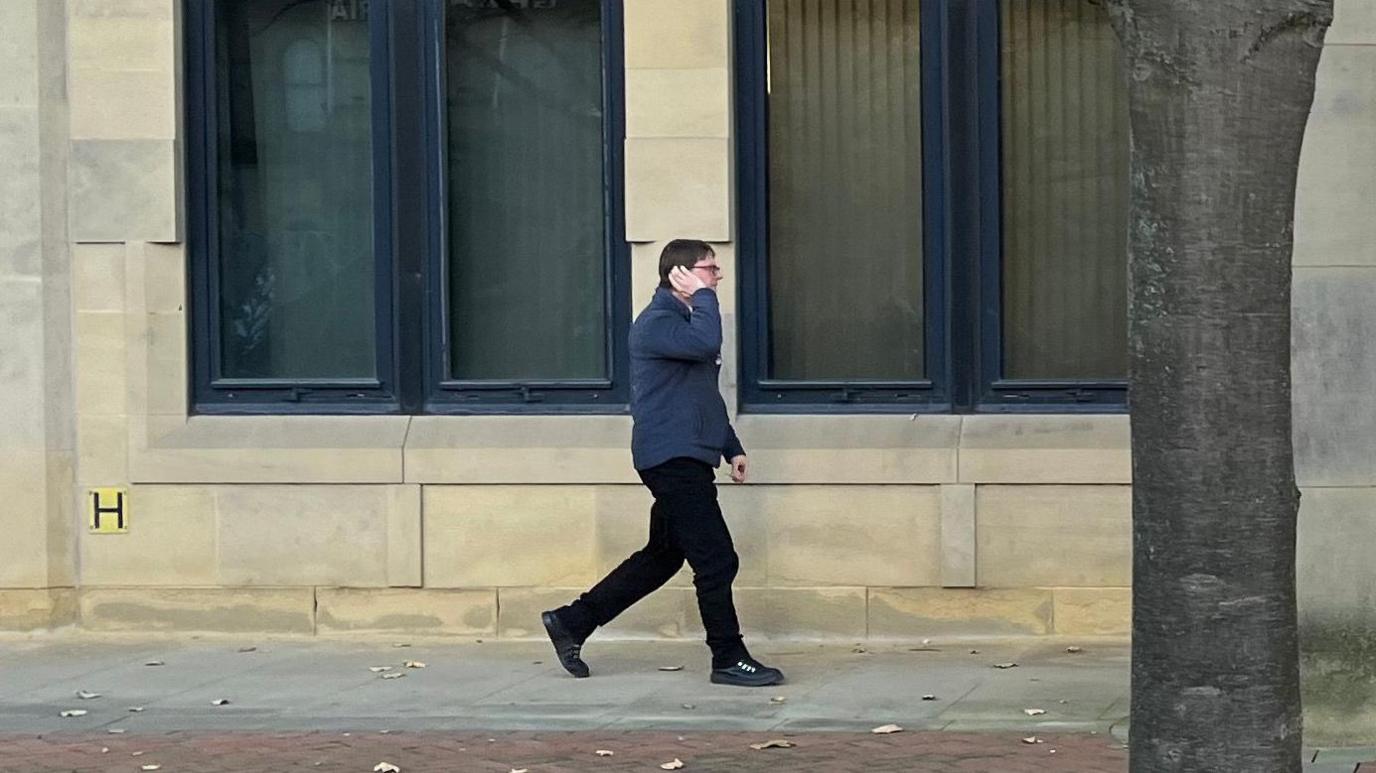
0, 0, 1371, 660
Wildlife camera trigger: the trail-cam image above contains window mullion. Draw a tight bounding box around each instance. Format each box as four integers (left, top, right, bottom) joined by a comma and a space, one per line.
392, 0, 429, 413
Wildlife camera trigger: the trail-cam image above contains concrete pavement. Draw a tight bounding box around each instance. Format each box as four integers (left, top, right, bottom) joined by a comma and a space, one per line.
0, 633, 1368, 771
0, 635, 1128, 736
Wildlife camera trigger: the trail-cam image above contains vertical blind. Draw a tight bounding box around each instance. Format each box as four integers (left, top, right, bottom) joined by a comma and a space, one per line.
766, 0, 925, 382
1000, 0, 1129, 380
445, 0, 608, 381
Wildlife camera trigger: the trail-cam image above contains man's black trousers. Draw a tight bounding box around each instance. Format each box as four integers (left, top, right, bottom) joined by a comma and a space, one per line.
558, 457, 747, 669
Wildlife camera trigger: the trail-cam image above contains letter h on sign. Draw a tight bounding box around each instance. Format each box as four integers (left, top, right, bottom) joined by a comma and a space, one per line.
88, 488, 129, 533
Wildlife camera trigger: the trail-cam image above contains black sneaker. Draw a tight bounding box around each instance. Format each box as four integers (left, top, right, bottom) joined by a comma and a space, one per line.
710, 656, 784, 687
541, 610, 590, 678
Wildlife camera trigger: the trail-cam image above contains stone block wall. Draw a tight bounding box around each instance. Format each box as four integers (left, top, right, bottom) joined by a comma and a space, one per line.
1293, 0, 1376, 642
5, 0, 1372, 649
0, 0, 76, 629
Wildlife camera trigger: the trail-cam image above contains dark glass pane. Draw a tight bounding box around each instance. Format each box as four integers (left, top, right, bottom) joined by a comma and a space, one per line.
766, 0, 924, 381
1000, 0, 1128, 380
215, 0, 376, 380
445, 0, 607, 381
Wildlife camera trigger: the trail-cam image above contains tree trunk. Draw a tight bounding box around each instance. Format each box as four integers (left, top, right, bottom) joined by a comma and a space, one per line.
1104, 1, 1332, 770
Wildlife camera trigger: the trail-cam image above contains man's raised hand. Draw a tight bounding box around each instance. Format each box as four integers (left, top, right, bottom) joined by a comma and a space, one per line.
669, 265, 708, 296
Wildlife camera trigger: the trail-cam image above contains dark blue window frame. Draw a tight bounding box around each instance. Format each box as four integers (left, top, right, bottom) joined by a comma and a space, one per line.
186, 0, 631, 415
186, 0, 399, 413
735, 0, 951, 413
419, 0, 631, 414
734, 0, 1127, 414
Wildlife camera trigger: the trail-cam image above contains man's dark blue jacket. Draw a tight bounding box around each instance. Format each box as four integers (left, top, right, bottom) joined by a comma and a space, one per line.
629, 286, 745, 471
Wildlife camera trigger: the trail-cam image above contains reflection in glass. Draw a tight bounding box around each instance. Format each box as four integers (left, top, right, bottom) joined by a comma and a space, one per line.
215, 0, 376, 380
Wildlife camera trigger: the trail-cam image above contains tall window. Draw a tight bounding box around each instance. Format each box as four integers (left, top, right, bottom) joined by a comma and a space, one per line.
443, 0, 611, 384
1000, 0, 1128, 380
187, 0, 628, 413
212, 0, 382, 383
737, 0, 1129, 411
766, 1, 924, 382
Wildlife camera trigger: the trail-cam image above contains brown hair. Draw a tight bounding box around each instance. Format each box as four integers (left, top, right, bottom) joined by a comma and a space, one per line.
657, 239, 715, 288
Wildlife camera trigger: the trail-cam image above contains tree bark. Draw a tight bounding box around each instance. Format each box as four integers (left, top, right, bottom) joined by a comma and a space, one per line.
1103, 1, 1332, 770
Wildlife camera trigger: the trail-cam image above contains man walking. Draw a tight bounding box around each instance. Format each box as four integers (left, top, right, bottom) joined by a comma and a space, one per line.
541, 239, 784, 688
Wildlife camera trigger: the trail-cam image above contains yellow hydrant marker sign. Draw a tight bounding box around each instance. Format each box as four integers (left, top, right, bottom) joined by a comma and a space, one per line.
88, 488, 129, 533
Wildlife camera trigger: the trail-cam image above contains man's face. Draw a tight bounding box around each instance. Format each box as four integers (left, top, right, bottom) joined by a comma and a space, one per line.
689, 256, 722, 291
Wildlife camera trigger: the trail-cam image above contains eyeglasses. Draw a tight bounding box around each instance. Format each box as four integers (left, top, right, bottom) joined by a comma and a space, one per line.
690, 264, 722, 276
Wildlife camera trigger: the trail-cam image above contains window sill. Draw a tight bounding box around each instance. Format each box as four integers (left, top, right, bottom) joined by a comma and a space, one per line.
128, 413, 1130, 485
736, 413, 1130, 484
131, 415, 411, 483
403, 415, 638, 484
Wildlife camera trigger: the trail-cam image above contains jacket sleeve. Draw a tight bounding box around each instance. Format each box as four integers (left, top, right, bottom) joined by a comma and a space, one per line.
636, 289, 723, 362
724, 422, 745, 461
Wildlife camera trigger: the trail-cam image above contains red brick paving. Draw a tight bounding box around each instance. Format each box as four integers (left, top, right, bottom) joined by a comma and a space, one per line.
0, 731, 1127, 772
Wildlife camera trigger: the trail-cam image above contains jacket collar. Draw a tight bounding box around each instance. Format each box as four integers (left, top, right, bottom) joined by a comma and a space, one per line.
652, 286, 691, 319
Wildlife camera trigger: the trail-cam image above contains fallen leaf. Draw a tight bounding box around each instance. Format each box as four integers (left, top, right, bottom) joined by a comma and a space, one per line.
393, 643, 411, 648
404, 661, 426, 669
749, 739, 796, 750
144, 660, 164, 667
661, 759, 685, 770
851, 646, 868, 654
1065, 646, 1083, 654
212, 698, 231, 706
373, 764, 401, 773
922, 694, 937, 701
658, 665, 684, 672
681, 704, 696, 710
993, 662, 1019, 669
595, 750, 614, 756
238, 646, 257, 653
1023, 708, 1046, 716
770, 696, 787, 704
969, 649, 980, 655
532, 661, 543, 665
870, 724, 903, 735
129, 706, 145, 712
381, 672, 406, 680
369, 666, 392, 673
59, 709, 87, 717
